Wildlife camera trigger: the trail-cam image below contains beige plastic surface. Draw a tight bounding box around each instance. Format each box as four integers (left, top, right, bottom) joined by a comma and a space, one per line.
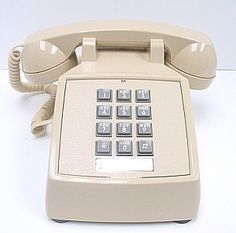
21, 20, 217, 88
46, 48, 200, 222
59, 79, 190, 178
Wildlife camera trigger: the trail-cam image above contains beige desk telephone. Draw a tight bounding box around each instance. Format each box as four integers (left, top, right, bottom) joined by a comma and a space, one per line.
8, 20, 217, 223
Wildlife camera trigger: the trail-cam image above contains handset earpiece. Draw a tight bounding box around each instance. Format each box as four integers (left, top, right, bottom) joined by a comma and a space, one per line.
21, 41, 78, 84
165, 42, 217, 89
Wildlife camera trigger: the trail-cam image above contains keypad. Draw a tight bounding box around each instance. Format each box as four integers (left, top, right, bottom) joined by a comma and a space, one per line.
96, 88, 153, 157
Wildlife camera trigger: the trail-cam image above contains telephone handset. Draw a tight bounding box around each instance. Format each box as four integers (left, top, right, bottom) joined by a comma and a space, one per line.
20, 20, 216, 84
8, 20, 217, 223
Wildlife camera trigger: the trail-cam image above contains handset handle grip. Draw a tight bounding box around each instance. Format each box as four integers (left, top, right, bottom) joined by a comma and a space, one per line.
22, 20, 217, 83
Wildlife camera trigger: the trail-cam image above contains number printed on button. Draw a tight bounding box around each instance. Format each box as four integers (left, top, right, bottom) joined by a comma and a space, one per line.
97, 122, 112, 136
137, 122, 152, 136
136, 105, 151, 118
117, 122, 132, 136
117, 141, 133, 155
97, 89, 112, 101
117, 89, 131, 101
117, 105, 132, 118
97, 105, 112, 118
136, 89, 150, 102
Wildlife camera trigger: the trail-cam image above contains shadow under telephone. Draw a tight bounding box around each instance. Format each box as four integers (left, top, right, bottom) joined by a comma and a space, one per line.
8, 20, 217, 223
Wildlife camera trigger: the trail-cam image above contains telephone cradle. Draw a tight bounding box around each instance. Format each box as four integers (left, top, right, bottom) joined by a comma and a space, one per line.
8, 20, 217, 223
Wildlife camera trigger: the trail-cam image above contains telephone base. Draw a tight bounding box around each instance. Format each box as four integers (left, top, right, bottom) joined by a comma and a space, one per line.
46, 53, 200, 223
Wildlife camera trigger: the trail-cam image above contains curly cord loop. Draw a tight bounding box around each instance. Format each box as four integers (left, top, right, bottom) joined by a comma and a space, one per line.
8, 46, 57, 136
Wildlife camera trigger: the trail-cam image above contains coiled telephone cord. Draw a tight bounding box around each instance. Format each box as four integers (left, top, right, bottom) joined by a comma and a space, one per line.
8, 46, 57, 136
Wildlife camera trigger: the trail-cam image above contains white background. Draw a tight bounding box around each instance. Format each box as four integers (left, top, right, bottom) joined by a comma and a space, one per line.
1, 0, 236, 69
1, 0, 236, 232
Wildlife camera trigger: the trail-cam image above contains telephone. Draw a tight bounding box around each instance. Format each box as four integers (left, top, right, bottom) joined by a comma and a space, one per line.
8, 20, 217, 223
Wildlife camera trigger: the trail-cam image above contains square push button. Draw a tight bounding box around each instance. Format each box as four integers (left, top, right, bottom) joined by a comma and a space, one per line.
136, 105, 151, 119
137, 141, 153, 156
117, 89, 131, 102
96, 122, 112, 136
96, 140, 112, 156
136, 89, 150, 102
117, 122, 132, 136
97, 89, 112, 101
117, 141, 133, 156
97, 105, 112, 118
137, 123, 152, 136
117, 105, 132, 119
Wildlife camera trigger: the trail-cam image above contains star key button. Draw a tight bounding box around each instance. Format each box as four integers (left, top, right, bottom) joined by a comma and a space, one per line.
96, 140, 112, 156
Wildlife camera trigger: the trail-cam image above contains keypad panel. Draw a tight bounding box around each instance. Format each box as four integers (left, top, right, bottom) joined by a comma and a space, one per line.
96, 89, 153, 157
59, 78, 191, 178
